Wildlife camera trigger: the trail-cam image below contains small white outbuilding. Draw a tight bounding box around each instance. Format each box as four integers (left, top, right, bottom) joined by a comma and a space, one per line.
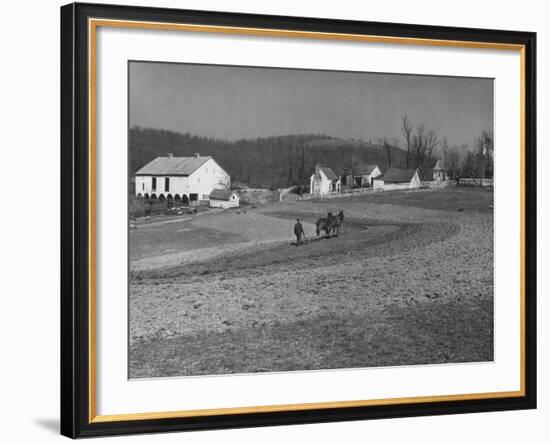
209, 189, 240, 208
373, 168, 421, 190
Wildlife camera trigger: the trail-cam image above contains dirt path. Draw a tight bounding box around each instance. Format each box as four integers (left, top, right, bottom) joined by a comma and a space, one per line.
130, 211, 316, 271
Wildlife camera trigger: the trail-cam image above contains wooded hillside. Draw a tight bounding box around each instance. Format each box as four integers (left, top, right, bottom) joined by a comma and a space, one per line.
130, 127, 408, 189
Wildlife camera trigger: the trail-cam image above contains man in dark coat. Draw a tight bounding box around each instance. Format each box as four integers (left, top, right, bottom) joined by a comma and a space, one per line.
294, 218, 305, 246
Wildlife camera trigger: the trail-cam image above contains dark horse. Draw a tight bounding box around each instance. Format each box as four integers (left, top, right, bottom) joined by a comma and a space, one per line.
316, 210, 344, 237
328, 210, 344, 236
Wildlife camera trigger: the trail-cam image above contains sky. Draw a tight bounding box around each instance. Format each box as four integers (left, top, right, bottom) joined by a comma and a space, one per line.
129, 61, 493, 149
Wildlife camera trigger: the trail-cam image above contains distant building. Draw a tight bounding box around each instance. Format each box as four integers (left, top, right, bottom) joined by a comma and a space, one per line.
373, 168, 421, 190
433, 159, 448, 181
209, 189, 240, 208
135, 153, 230, 205
310, 165, 341, 195
341, 164, 382, 188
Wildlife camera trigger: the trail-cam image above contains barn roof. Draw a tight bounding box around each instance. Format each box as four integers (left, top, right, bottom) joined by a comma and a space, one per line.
135, 155, 212, 176
319, 167, 338, 181
380, 168, 418, 183
209, 189, 237, 200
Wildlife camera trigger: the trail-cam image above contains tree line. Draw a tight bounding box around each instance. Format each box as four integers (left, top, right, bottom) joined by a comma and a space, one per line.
388, 114, 494, 181
130, 119, 493, 189
130, 127, 406, 189
443, 130, 494, 181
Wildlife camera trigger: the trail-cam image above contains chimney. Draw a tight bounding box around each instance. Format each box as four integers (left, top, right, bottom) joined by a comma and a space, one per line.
194, 153, 200, 158
168, 153, 173, 158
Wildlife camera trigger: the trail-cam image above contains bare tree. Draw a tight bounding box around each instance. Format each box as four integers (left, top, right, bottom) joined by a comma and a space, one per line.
412, 125, 426, 168
298, 145, 306, 184
440, 137, 449, 166
426, 130, 439, 163
445, 144, 465, 181
379, 137, 398, 168
475, 130, 494, 184
400, 114, 413, 168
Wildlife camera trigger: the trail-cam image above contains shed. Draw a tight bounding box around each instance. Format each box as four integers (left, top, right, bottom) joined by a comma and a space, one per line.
373, 168, 421, 190
341, 164, 382, 188
209, 189, 240, 208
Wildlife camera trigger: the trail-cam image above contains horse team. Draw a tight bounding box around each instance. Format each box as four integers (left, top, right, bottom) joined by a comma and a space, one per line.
316, 210, 344, 238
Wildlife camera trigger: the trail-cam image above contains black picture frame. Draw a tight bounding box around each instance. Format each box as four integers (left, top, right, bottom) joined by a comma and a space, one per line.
61, 2, 537, 438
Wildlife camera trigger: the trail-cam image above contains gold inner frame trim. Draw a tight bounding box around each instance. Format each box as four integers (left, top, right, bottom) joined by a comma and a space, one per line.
88, 17, 527, 424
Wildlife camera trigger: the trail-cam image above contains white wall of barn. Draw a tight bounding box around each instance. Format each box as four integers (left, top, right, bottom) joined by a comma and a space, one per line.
187, 158, 230, 199
135, 175, 189, 197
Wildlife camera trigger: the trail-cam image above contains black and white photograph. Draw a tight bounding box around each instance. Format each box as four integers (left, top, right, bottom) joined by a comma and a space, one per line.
128, 61, 495, 379
1, 0, 544, 439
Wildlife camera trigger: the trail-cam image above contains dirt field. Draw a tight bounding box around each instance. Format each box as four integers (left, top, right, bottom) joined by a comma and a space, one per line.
129, 187, 494, 378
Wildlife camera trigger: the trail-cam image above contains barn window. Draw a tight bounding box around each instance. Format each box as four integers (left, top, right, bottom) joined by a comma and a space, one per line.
152, 177, 157, 191
165, 177, 170, 192
142, 183, 144, 190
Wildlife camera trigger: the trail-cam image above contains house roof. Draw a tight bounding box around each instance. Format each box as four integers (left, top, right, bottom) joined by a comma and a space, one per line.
354, 164, 380, 176
135, 155, 212, 176
433, 159, 444, 170
380, 168, 418, 183
209, 189, 237, 200
318, 167, 338, 181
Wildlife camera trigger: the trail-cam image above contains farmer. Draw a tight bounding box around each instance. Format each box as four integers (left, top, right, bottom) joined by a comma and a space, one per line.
294, 218, 305, 246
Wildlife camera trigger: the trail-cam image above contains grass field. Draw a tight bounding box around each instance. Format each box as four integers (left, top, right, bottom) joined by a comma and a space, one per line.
129, 187, 494, 378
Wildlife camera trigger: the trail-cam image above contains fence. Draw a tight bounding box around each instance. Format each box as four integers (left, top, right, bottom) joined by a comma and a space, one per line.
378, 182, 415, 191
423, 180, 452, 189
281, 180, 461, 203
282, 187, 379, 203
457, 178, 494, 187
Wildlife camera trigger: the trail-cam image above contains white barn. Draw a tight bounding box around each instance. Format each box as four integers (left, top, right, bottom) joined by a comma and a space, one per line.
373, 168, 421, 190
209, 189, 240, 208
135, 154, 230, 205
310, 165, 341, 195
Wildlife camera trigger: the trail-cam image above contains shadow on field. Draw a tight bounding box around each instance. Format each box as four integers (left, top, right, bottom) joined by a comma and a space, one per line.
129, 298, 493, 378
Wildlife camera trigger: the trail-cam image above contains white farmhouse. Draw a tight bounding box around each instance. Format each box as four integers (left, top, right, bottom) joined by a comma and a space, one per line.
373, 168, 421, 190
135, 153, 230, 205
310, 165, 341, 195
209, 189, 240, 208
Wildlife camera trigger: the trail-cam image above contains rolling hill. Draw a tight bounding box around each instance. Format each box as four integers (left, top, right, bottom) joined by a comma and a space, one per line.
129, 127, 408, 189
